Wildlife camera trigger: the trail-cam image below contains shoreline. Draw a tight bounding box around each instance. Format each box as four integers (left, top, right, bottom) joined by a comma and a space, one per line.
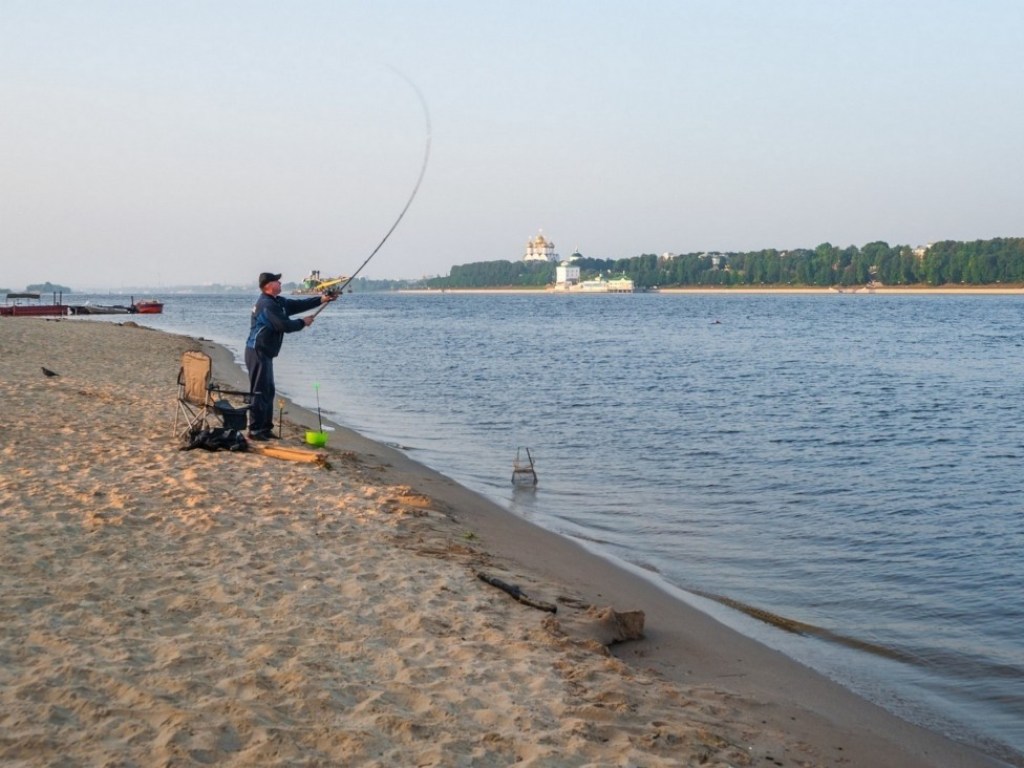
247, 346, 1014, 768
1, 317, 1012, 766
399, 285, 1024, 295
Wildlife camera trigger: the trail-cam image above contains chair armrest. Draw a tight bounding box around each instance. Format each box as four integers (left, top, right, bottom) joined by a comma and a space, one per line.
208, 384, 254, 397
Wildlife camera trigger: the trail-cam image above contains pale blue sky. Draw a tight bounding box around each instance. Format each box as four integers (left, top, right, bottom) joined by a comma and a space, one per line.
2, 1, 1022, 289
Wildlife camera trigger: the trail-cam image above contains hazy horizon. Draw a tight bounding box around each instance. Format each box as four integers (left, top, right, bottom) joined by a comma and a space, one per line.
3, 2, 1022, 291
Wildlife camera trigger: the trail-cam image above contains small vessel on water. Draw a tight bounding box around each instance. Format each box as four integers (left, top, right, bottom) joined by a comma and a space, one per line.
0, 293, 69, 317
131, 299, 164, 314
69, 302, 132, 315
293, 270, 347, 295
578, 274, 635, 293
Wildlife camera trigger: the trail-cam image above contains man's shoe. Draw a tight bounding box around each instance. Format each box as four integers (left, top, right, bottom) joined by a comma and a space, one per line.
247, 431, 269, 442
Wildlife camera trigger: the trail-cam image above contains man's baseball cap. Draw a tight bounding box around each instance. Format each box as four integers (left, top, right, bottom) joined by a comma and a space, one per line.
259, 272, 282, 288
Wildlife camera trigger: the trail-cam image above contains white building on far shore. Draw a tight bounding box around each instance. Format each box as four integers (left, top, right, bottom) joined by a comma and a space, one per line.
555, 261, 580, 288
579, 274, 634, 293
551, 267, 634, 293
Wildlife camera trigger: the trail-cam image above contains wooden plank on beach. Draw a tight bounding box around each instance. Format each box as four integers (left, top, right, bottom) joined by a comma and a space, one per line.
248, 442, 327, 465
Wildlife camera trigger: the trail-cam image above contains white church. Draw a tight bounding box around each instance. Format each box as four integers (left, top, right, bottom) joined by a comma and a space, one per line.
523, 231, 559, 263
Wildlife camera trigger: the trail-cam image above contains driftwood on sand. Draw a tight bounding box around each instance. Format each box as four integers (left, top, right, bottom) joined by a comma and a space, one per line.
476, 571, 557, 613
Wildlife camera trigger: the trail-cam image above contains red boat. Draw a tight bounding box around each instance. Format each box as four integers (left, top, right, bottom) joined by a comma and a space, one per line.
132, 300, 164, 314
0, 293, 68, 317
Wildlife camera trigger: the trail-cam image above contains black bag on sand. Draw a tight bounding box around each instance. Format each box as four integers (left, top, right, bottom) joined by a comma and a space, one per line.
180, 427, 249, 452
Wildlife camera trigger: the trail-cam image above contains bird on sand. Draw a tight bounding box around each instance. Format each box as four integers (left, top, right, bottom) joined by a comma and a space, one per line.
41, 367, 59, 378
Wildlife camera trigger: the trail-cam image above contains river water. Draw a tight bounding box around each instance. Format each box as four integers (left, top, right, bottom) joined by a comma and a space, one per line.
82, 291, 1024, 763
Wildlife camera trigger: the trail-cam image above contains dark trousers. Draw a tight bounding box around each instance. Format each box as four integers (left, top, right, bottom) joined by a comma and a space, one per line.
245, 347, 275, 434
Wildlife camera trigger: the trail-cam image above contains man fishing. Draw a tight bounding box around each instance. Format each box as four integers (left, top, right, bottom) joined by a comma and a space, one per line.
239, 75, 429, 443
245, 272, 337, 441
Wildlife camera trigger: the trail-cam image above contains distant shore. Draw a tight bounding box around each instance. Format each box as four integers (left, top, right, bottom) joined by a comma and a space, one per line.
661, 286, 1024, 295
400, 285, 1024, 295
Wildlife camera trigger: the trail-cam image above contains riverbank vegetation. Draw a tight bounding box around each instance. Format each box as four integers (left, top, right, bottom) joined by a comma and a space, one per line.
418, 237, 1024, 290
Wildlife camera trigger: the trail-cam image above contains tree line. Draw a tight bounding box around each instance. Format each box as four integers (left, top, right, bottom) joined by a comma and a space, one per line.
417, 237, 1024, 290
0, 281, 73, 294
421, 260, 556, 289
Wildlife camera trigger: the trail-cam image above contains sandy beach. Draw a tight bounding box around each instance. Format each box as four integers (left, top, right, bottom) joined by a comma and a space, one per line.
0, 318, 1007, 767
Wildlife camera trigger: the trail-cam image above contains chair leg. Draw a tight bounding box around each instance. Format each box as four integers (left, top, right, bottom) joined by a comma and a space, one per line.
174, 402, 208, 439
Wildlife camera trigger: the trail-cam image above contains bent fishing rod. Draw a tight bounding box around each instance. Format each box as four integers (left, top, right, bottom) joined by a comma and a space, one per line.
308, 72, 432, 319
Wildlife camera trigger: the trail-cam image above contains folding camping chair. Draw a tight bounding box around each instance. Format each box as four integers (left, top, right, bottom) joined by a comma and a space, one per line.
173, 350, 254, 438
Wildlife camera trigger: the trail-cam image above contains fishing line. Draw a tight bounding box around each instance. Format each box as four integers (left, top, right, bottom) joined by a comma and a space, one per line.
308, 69, 432, 317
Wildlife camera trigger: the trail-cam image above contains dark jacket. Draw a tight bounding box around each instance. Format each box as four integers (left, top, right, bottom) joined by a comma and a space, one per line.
245, 293, 322, 358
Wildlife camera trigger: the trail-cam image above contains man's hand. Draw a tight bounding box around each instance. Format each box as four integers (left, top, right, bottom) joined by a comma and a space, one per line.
320, 292, 340, 304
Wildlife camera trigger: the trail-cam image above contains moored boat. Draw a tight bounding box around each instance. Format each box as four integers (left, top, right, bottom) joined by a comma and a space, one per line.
0, 293, 69, 317
131, 300, 164, 314
69, 303, 133, 315
578, 275, 635, 293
